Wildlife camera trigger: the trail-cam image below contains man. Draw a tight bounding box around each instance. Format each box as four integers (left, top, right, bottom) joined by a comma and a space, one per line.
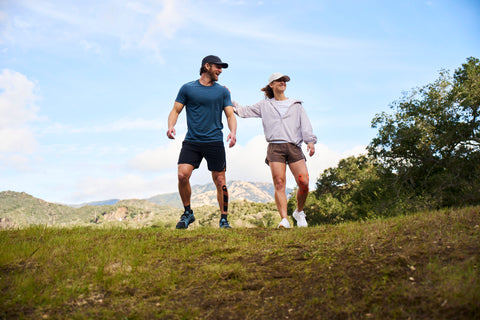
167, 55, 237, 229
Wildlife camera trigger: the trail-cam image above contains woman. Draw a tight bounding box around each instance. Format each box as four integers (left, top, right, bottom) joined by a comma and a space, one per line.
233, 72, 317, 228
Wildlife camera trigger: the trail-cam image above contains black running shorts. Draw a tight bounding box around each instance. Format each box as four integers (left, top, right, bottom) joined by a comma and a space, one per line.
178, 141, 226, 172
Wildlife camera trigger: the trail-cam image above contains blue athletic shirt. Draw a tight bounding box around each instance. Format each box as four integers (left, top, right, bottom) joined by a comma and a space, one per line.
175, 80, 232, 142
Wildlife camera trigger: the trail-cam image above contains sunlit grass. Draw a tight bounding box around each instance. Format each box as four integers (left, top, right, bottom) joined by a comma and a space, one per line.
1, 207, 479, 319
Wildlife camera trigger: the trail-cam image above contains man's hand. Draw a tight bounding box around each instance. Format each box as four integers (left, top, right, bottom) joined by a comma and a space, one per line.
307, 143, 315, 157
167, 127, 176, 139
227, 132, 236, 148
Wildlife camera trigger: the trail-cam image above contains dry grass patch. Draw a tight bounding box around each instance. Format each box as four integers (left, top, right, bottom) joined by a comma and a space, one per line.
0, 207, 479, 319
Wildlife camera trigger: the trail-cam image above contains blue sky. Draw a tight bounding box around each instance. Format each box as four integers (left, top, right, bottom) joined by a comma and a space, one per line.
1, 0, 479, 204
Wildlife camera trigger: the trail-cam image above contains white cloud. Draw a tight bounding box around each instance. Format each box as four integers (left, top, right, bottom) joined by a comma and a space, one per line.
0, 154, 34, 172
227, 137, 367, 189
67, 136, 366, 202
0, 69, 40, 154
80, 39, 102, 55
4, 0, 192, 59
227, 135, 270, 182
42, 117, 165, 134
130, 134, 367, 189
306, 144, 368, 182
71, 173, 178, 202
139, 0, 189, 52
4, 0, 367, 61
128, 135, 183, 172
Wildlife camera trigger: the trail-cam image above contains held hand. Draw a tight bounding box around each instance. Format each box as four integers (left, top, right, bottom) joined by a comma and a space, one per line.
167, 127, 176, 139
227, 133, 236, 148
307, 143, 315, 157
231, 101, 239, 115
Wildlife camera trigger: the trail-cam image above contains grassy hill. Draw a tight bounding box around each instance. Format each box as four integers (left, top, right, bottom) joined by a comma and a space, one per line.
0, 191, 182, 229
0, 191, 280, 229
1, 206, 478, 319
0, 191, 85, 228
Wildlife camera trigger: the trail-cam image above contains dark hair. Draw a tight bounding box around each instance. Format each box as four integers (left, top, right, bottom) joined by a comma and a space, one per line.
199, 64, 208, 75
261, 84, 274, 99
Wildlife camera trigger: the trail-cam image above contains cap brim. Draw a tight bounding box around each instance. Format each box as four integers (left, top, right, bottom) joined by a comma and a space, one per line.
270, 75, 290, 83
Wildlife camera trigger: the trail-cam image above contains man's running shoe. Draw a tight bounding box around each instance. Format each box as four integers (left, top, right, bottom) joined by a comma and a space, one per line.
219, 218, 232, 229
292, 210, 308, 227
277, 218, 291, 228
176, 210, 195, 229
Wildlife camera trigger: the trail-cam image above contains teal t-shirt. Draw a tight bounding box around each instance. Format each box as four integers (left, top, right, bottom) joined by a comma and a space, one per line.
175, 80, 232, 142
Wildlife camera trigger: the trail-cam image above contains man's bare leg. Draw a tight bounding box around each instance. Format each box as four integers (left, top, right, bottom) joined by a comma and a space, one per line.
178, 164, 194, 207
212, 170, 231, 228
176, 164, 196, 229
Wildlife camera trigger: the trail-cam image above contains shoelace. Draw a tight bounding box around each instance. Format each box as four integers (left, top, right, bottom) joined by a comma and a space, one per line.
180, 212, 192, 221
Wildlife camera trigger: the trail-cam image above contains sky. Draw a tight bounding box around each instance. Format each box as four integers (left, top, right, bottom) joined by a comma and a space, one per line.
1, 0, 479, 204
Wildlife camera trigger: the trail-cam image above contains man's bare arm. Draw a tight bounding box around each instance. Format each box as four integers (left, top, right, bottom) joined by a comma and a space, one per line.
224, 106, 237, 148
167, 101, 185, 139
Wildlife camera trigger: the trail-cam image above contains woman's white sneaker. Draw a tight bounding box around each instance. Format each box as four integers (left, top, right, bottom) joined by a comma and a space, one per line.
277, 218, 291, 228
292, 210, 308, 227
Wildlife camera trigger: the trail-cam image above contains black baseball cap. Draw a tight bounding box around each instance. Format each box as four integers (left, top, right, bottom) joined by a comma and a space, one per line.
201, 55, 228, 68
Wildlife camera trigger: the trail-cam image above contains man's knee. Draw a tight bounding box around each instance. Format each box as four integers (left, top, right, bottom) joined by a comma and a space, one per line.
212, 172, 226, 188
178, 172, 191, 184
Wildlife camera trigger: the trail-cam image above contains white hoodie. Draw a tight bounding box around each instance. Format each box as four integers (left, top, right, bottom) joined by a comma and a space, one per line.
233, 98, 317, 147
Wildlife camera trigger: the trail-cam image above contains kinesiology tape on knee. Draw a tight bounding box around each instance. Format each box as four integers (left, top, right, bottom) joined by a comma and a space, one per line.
222, 185, 228, 212
297, 174, 309, 195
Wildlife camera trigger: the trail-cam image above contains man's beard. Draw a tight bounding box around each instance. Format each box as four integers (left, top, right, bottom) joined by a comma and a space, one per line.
207, 69, 219, 82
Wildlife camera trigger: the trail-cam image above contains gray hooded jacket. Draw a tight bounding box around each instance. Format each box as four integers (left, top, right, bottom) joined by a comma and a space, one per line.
233, 98, 317, 147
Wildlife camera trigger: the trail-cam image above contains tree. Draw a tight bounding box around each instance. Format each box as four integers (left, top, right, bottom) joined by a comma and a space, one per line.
307, 155, 391, 224
368, 57, 480, 207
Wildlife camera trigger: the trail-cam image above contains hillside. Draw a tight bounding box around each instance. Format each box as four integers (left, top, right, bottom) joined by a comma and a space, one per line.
0, 191, 87, 228
1, 206, 478, 319
0, 191, 281, 229
0, 181, 292, 229
0, 191, 178, 229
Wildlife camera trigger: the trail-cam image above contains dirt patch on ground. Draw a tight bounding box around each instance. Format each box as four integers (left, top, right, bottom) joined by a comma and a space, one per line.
1, 207, 479, 319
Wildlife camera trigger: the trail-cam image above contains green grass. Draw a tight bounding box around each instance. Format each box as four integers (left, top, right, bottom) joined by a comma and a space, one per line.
1, 206, 479, 319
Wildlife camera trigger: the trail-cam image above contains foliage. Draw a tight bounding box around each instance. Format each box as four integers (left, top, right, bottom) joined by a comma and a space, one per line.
368, 57, 480, 208
307, 57, 479, 226
306, 155, 389, 224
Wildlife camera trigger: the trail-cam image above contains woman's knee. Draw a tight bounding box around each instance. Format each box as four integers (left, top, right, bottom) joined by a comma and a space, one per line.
273, 177, 286, 190
297, 173, 309, 194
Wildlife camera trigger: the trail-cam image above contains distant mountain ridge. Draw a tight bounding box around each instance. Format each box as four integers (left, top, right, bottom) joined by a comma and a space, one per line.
70, 199, 120, 208
147, 180, 291, 208
75, 181, 292, 208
